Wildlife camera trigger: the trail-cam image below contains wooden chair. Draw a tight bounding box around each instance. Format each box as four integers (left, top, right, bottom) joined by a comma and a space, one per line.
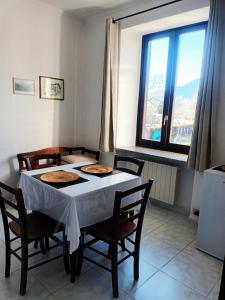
114, 155, 144, 176
17, 147, 65, 173
72, 180, 153, 298
19, 153, 61, 250
17, 147, 100, 172
24, 153, 61, 171
114, 155, 145, 252
0, 182, 70, 296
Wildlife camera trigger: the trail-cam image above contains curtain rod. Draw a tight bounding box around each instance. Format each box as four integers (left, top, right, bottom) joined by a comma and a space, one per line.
113, 0, 183, 23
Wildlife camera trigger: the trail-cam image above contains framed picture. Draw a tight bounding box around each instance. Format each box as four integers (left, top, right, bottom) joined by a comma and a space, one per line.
39, 76, 64, 100
13, 78, 35, 96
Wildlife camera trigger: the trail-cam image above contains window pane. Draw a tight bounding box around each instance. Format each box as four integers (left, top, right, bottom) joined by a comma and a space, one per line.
142, 37, 169, 142
170, 30, 205, 145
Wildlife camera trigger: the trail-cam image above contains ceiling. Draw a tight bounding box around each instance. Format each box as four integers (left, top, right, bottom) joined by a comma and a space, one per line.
130, 7, 209, 34
39, 0, 138, 15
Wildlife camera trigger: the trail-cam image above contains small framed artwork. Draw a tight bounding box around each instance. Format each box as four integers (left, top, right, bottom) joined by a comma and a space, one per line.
13, 78, 35, 96
39, 76, 64, 100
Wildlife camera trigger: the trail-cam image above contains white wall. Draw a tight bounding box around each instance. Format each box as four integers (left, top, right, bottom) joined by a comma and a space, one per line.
0, 0, 79, 185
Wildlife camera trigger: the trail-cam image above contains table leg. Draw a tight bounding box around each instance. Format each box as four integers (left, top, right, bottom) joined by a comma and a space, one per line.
63, 239, 70, 274
76, 235, 84, 276
70, 251, 77, 283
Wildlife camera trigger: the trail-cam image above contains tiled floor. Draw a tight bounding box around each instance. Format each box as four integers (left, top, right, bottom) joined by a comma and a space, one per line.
0, 205, 222, 300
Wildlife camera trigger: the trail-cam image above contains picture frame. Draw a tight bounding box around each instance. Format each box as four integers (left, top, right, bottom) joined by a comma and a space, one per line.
13, 78, 35, 96
39, 76, 64, 100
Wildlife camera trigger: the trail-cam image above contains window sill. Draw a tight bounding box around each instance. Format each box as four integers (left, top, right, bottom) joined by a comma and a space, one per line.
116, 146, 188, 168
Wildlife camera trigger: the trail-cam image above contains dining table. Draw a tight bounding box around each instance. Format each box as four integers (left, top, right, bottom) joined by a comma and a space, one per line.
19, 161, 141, 254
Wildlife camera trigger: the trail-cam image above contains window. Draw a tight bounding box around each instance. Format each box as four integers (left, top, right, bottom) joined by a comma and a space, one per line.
136, 22, 207, 153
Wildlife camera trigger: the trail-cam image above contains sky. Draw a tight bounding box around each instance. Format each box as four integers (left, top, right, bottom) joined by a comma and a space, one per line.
176, 30, 205, 86
147, 29, 206, 93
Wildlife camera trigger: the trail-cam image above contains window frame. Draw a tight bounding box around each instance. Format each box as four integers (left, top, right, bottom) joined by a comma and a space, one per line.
136, 21, 207, 154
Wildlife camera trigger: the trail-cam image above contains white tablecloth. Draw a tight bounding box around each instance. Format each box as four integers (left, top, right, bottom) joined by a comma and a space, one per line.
19, 162, 141, 253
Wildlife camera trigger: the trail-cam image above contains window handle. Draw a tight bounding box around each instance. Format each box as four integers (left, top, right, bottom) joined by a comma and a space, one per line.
163, 115, 168, 126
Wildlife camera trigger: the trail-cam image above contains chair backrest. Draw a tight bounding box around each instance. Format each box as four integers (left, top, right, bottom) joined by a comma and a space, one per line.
0, 182, 27, 240
17, 147, 66, 172
24, 153, 61, 171
114, 155, 144, 176
112, 179, 153, 241
17, 146, 100, 172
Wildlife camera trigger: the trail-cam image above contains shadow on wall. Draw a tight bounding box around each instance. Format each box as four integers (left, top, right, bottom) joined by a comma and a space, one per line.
7, 156, 20, 187
53, 12, 77, 148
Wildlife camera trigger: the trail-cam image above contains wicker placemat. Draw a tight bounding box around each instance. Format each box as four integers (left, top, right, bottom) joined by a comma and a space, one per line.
32, 170, 89, 189
73, 165, 121, 178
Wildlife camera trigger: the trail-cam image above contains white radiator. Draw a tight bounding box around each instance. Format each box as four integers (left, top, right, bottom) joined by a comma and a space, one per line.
141, 161, 178, 205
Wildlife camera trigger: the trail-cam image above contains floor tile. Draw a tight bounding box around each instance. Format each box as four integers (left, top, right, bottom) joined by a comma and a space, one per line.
142, 215, 165, 236
31, 257, 70, 293
0, 240, 20, 279
28, 242, 66, 267
118, 257, 157, 294
166, 214, 197, 226
0, 269, 49, 300
146, 205, 178, 221
96, 256, 157, 295
207, 280, 221, 300
150, 220, 197, 250
0, 205, 223, 300
53, 268, 133, 300
83, 239, 109, 265
133, 271, 204, 300
163, 251, 222, 296
140, 235, 180, 268
184, 240, 223, 270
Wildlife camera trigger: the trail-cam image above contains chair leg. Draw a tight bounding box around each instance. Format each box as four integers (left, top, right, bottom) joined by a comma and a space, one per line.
111, 243, 119, 298
108, 244, 112, 258
70, 251, 77, 283
134, 243, 140, 280
76, 235, 84, 276
20, 240, 28, 296
4, 235, 11, 277
120, 238, 126, 251
63, 234, 70, 274
1, 211, 11, 277
39, 239, 46, 254
44, 237, 50, 252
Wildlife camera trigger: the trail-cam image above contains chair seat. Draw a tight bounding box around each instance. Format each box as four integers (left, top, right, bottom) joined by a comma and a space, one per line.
9, 211, 63, 240
61, 154, 97, 164
89, 218, 136, 243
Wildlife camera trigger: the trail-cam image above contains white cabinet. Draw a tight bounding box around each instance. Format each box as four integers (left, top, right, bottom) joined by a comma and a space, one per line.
197, 168, 225, 260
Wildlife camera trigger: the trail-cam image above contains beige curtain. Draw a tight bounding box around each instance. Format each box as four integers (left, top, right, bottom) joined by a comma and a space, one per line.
99, 18, 120, 152
188, 0, 225, 171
